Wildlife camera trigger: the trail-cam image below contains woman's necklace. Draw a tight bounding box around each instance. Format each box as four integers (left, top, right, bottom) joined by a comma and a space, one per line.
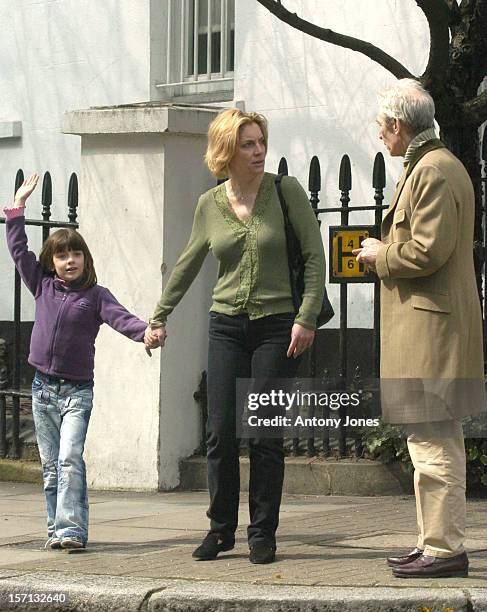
227, 183, 258, 203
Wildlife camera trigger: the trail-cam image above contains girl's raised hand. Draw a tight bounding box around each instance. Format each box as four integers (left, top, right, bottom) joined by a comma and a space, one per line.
14, 173, 39, 206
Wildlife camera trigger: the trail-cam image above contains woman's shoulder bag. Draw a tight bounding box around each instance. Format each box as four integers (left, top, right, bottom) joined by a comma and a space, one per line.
275, 174, 334, 328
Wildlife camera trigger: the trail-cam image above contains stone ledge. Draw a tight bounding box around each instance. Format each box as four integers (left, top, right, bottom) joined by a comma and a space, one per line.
0, 459, 42, 484
179, 455, 413, 496
62, 103, 219, 136
0, 120, 22, 139
0, 455, 413, 495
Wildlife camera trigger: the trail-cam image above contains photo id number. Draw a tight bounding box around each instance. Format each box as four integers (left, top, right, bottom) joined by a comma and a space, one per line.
7, 592, 68, 604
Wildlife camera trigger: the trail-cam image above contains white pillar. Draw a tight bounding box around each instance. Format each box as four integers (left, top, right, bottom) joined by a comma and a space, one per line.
63, 104, 218, 490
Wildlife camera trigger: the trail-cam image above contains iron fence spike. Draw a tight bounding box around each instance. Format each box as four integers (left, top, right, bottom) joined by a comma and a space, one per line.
42, 171, 52, 205
339, 154, 352, 191
68, 173, 79, 224
308, 155, 321, 192
278, 157, 289, 176
14, 169, 24, 195
372, 152, 386, 189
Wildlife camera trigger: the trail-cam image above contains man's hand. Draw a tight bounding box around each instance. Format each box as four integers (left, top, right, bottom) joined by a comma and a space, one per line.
287, 323, 315, 359
14, 173, 39, 206
352, 237, 385, 272
144, 325, 167, 356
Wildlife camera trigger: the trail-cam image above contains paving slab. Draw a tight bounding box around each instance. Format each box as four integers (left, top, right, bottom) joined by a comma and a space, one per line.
0, 500, 46, 515
0, 482, 485, 610
0, 548, 49, 566
0, 516, 45, 538
88, 524, 205, 542
336, 533, 487, 551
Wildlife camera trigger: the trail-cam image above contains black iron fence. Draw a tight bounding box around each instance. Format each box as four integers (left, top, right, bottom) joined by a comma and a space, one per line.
0, 169, 78, 458
483, 126, 487, 360
279, 153, 387, 457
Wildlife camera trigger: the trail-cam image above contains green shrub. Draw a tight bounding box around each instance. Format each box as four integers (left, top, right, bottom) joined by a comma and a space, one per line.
361, 420, 487, 495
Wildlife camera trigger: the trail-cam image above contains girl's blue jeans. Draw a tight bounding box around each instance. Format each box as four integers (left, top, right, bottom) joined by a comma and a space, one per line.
31, 371, 93, 544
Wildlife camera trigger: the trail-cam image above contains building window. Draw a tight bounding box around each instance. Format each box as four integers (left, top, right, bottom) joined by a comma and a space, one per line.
156, 0, 235, 102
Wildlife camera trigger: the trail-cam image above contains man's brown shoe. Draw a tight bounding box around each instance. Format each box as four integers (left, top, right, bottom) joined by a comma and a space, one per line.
392, 552, 468, 578
387, 547, 423, 567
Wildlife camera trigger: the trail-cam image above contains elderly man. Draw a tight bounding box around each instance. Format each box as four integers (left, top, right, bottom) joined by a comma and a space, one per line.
354, 78, 485, 578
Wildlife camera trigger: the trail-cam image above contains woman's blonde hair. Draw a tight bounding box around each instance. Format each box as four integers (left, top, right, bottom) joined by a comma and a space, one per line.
205, 108, 268, 178
39, 228, 97, 288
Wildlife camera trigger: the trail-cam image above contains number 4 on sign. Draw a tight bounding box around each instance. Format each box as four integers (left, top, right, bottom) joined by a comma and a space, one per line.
329, 225, 377, 284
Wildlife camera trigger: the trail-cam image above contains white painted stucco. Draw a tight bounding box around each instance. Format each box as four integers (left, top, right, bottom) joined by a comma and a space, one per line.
64, 105, 218, 490
0, 0, 151, 320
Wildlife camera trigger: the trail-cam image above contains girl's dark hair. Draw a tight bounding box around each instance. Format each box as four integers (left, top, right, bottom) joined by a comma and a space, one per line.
39, 229, 97, 288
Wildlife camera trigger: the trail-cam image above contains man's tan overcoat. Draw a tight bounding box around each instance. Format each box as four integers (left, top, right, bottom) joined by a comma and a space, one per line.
375, 140, 485, 423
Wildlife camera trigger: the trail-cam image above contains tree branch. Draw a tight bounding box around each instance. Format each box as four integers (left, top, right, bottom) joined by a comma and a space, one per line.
255, 0, 415, 79
415, 1, 451, 86
462, 90, 487, 126
460, 0, 476, 12
444, 0, 459, 11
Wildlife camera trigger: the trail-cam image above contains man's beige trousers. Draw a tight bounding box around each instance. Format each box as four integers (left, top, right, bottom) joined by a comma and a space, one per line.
407, 420, 466, 558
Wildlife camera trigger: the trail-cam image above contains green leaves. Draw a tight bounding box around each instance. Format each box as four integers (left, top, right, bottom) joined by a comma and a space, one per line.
361, 422, 486, 495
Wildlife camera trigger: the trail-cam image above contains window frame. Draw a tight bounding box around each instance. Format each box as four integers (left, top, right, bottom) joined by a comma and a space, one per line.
153, 0, 235, 103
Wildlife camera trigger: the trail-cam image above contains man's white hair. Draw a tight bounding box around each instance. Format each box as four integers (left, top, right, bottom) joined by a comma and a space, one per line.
378, 78, 435, 135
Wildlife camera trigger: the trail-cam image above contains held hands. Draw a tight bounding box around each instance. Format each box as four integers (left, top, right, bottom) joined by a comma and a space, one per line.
352, 237, 385, 272
287, 323, 315, 359
145, 321, 312, 358
144, 325, 166, 356
14, 173, 39, 207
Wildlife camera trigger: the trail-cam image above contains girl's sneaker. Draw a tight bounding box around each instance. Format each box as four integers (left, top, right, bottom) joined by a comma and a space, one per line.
60, 536, 85, 550
44, 536, 62, 550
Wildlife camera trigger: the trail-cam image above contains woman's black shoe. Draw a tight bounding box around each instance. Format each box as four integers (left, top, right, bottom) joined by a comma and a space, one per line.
192, 533, 235, 560
249, 542, 276, 564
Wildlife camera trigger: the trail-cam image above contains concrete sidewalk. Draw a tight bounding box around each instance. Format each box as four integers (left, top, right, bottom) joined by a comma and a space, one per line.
0, 481, 486, 611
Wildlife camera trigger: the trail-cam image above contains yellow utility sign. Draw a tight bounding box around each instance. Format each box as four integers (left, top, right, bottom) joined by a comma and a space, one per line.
331, 228, 372, 281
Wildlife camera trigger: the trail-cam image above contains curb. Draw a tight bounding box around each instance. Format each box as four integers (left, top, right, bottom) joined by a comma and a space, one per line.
148, 582, 471, 612
0, 573, 483, 611
0, 459, 42, 484
0, 572, 169, 611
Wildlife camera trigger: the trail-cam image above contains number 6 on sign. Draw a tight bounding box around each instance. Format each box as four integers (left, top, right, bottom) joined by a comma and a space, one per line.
329, 225, 378, 283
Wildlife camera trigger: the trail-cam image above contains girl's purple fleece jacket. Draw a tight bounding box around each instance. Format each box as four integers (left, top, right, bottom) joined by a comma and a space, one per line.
5, 215, 147, 381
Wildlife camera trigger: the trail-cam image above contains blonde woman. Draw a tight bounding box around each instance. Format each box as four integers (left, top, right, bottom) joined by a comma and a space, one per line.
145, 109, 325, 564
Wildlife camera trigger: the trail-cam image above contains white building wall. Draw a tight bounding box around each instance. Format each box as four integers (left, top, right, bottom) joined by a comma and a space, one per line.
63, 105, 218, 490
78, 132, 163, 490
158, 133, 217, 489
0, 0, 151, 320
234, 0, 431, 326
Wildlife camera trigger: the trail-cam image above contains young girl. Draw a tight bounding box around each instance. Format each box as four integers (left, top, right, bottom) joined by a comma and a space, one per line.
4, 173, 148, 550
